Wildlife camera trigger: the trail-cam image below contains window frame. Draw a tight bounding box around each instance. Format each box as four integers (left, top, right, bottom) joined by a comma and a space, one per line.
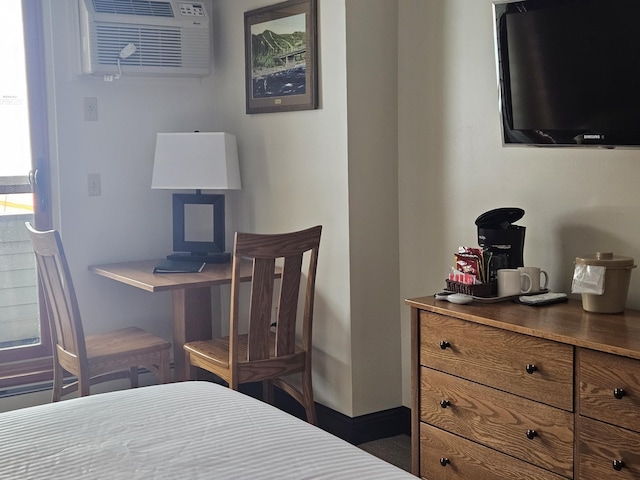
0, 0, 54, 388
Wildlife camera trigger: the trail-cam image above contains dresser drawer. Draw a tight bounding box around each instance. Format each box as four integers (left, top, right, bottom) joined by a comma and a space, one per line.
420, 311, 574, 410
420, 422, 568, 480
420, 367, 574, 477
578, 348, 640, 432
578, 416, 640, 479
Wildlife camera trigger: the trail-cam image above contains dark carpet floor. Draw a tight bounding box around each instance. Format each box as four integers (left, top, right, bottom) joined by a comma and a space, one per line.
358, 434, 411, 472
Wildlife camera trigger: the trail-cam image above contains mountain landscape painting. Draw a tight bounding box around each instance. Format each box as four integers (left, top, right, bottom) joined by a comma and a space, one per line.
250, 13, 307, 99
244, 0, 317, 114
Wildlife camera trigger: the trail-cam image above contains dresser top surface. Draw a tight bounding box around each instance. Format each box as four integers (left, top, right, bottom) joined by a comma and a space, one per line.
406, 296, 640, 359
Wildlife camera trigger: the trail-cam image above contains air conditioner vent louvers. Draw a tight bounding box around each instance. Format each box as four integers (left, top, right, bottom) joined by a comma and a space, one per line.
80, 0, 211, 77
92, 0, 174, 17
96, 26, 182, 66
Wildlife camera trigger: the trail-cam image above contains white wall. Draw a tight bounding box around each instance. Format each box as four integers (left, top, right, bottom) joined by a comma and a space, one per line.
345, 1, 402, 415
42, 0, 220, 345
398, 0, 640, 406
209, 0, 357, 415
208, 0, 404, 417
7, 0, 404, 419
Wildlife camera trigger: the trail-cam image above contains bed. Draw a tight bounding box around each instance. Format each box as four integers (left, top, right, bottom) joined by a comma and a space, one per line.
0, 381, 415, 479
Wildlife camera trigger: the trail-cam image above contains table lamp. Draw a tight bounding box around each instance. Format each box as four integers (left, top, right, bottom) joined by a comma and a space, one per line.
151, 132, 241, 263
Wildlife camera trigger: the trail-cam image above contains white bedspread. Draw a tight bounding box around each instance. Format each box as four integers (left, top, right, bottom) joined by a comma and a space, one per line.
0, 381, 415, 479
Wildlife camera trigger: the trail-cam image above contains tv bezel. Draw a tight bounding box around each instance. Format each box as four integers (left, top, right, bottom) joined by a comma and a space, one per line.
492, 0, 640, 149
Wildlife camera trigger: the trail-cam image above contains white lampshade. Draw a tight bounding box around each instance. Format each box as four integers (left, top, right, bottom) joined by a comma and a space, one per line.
151, 132, 241, 190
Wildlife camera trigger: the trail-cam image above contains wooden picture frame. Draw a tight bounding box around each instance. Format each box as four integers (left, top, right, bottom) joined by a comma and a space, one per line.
244, 0, 318, 114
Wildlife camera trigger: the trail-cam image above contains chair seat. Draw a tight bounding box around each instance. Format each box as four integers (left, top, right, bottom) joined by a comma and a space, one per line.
185, 333, 305, 383
85, 327, 171, 362
185, 333, 304, 366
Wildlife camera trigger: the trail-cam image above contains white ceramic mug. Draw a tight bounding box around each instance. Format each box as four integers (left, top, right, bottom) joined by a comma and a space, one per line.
497, 269, 532, 297
518, 266, 549, 292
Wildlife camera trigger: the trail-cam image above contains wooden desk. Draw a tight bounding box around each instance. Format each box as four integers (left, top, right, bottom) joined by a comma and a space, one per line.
89, 259, 267, 381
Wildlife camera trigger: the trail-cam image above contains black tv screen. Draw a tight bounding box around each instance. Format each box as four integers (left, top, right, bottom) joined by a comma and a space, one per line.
494, 0, 640, 147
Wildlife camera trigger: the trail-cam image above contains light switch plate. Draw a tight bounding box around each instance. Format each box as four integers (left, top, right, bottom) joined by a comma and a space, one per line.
88, 173, 101, 196
84, 97, 98, 121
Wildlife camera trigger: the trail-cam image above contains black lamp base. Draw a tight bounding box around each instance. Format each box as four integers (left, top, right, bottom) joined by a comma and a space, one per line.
166, 252, 231, 264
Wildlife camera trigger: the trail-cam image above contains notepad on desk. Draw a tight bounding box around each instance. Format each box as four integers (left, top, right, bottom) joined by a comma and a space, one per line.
153, 260, 206, 274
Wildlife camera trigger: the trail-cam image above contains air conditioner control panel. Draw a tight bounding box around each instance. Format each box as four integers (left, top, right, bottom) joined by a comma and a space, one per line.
179, 3, 206, 16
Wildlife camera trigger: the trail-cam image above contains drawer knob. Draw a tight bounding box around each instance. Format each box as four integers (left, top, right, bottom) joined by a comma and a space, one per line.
440, 399, 451, 409
612, 459, 625, 471
440, 340, 451, 350
613, 388, 627, 400
439, 458, 450, 467
526, 429, 537, 440
525, 364, 538, 374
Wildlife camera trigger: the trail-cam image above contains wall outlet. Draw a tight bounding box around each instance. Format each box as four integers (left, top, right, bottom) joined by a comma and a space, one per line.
88, 173, 101, 196
84, 97, 98, 121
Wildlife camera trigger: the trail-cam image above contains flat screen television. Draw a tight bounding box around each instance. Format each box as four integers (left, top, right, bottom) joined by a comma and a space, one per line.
493, 0, 640, 147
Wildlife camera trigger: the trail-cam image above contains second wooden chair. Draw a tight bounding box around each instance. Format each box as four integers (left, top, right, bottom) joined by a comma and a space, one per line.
184, 225, 321, 424
26, 223, 171, 401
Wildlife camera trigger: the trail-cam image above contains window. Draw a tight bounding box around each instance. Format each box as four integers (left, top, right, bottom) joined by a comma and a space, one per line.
0, 0, 53, 386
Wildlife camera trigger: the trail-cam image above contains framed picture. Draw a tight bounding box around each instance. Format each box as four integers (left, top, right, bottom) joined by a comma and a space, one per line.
244, 0, 318, 114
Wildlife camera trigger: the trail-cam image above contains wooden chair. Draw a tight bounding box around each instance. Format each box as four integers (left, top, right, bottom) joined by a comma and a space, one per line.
184, 225, 322, 424
25, 223, 171, 402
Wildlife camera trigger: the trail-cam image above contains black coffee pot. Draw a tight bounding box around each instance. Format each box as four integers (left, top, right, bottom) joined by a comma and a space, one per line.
475, 207, 525, 280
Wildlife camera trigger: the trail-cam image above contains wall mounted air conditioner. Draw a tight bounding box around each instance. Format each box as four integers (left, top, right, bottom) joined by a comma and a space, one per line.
79, 0, 211, 77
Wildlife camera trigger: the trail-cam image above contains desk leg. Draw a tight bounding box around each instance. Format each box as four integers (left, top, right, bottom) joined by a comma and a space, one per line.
172, 287, 212, 382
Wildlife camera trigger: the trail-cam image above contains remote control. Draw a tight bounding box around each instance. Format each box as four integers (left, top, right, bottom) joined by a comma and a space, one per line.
434, 292, 454, 300
519, 292, 568, 306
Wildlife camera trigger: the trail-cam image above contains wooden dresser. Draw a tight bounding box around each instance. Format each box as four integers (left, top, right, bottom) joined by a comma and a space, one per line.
406, 296, 640, 479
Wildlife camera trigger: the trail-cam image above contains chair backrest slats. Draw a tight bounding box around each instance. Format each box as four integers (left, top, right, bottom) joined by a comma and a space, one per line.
230, 226, 321, 366
302, 246, 320, 353
276, 254, 302, 356
25, 223, 87, 371
247, 257, 276, 361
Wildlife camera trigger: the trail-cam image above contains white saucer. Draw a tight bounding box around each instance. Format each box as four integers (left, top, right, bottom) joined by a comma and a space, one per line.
446, 293, 473, 305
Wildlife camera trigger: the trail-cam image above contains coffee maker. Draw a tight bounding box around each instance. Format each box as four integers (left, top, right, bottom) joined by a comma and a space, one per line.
475, 207, 525, 281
